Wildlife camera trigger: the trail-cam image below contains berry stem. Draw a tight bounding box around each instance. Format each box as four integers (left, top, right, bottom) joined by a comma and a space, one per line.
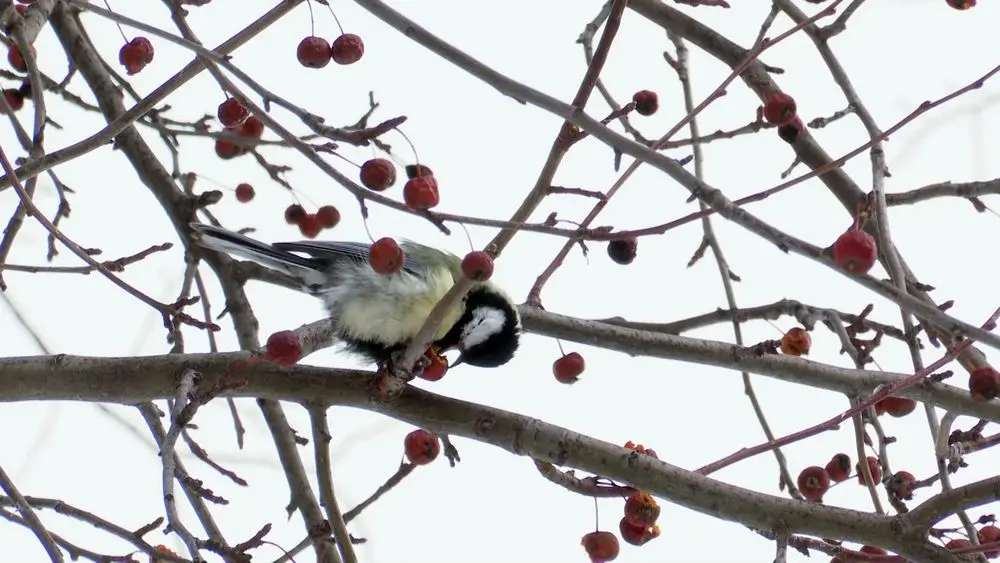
305, 0, 316, 37
764, 319, 785, 336
457, 223, 475, 252
394, 127, 421, 172
556, 338, 566, 356
592, 497, 599, 532
102, 0, 129, 43
325, 2, 346, 36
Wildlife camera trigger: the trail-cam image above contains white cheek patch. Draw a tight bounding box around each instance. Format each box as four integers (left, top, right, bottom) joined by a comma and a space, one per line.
460, 307, 506, 349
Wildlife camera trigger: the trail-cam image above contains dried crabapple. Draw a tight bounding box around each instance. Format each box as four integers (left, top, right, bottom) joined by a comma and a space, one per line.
632, 90, 658, 116
856, 456, 881, 485
581, 530, 619, 563
875, 396, 917, 417
623, 491, 660, 528
360, 158, 397, 191
796, 466, 830, 502
553, 352, 584, 384
780, 327, 811, 356
403, 428, 440, 465
330, 33, 365, 65
266, 330, 302, 365
296, 36, 331, 68
607, 237, 638, 265
461, 251, 494, 281
0, 89, 24, 113
369, 237, 405, 275
238, 115, 264, 139
778, 116, 804, 144
969, 366, 1000, 402
217, 97, 250, 128
825, 453, 851, 483
619, 517, 660, 547
888, 470, 916, 500
418, 347, 448, 382
7, 43, 34, 73
119, 37, 154, 75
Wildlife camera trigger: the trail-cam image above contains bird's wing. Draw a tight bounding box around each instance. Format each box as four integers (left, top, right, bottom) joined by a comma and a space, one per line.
271, 240, 425, 275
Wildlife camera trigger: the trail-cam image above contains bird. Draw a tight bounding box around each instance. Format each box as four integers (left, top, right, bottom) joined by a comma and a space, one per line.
189, 223, 521, 369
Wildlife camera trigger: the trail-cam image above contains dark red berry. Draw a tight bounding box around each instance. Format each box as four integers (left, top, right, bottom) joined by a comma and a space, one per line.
832, 228, 877, 275
978, 526, 1000, 558
284, 204, 306, 225
945, 538, 972, 552
7, 43, 34, 73
581, 531, 619, 563
360, 158, 397, 191
316, 205, 340, 229
214, 138, 245, 160
797, 466, 830, 502
405, 164, 434, 180
780, 327, 811, 356
238, 115, 264, 139
553, 352, 584, 384
632, 90, 658, 116
969, 366, 1000, 402
825, 453, 851, 483
217, 98, 250, 128
856, 456, 881, 485
369, 237, 404, 275
875, 396, 917, 417
403, 429, 440, 465
888, 470, 916, 500
119, 37, 154, 75
461, 251, 493, 281
298, 214, 322, 239
266, 330, 302, 365
296, 36, 331, 68
0, 89, 24, 113
234, 183, 254, 203
330, 34, 364, 65
946, 0, 975, 9
607, 237, 637, 265
403, 176, 440, 210
762, 92, 797, 126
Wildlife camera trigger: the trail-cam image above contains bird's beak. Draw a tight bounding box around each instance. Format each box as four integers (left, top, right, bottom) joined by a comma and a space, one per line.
449, 354, 467, 368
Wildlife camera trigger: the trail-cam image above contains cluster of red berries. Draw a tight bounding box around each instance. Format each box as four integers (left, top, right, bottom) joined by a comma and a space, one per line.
797, 453, 890, 503
119, 37, 154, 75
359, 159, 441, 211
283, 203, 341, 239
761, 91, 804, 144
296, 34, 364, 68
214, 97, 265, 160
403, 428, 440, 465
581, 443, 661, 562
969, 365, 1000, 402
553, 351, 585, 384
780, 327, 811, 356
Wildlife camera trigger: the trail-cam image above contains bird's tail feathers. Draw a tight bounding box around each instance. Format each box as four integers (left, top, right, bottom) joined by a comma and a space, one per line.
190, 223, 323, 285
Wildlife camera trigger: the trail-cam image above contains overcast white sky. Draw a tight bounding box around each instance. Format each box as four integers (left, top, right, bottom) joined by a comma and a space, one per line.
2, 1, 1000, 561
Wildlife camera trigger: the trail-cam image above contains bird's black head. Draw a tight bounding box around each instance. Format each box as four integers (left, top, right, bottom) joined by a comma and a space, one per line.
436, 286, 520, 368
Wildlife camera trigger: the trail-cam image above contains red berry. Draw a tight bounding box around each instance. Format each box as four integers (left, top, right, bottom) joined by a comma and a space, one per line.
316, 205, 340, 229
859, 546, 887, 555
856, 456, 881, 485
405, 164, 435, 180
234, 183, 254, 203
418, 348, 448, 382
119, 37, 154, 75
623, 492, 660, 528
969, 366, 1000, 402
632, 90, 658, 116
266, 330, 302, 365
284, 204, 306, 225
14, 4, 25, 14
825, 453, 851, 483
581, 531, 619, 563
607, 238, 637, 265
461, 251, 494, 281
780, 327, 811, 356
403, 429, 440, 465
217, 98, 250, 128
875, 396, 917, 417
330, 33, 364, 65
359, 158, 397, 191
0, 89, 23, 113
979, 525, 1000, 558
238, 115, 264, 139
778, 116, 804, 144
403, 176, 440, 210
832, 228, 877, 275
296, 36, 331, 68
369, 237, 405, 275
298, 214, 322, 239
762, 92, 797, 126
888, 470, 916, 500
214, 138, 245, 160
796, 466, 830, 502
7, 43, 34, 73
618, 517, 660, 547
553, 352, 584, 384
945, 538, 972, 552
946, 0, 975, 9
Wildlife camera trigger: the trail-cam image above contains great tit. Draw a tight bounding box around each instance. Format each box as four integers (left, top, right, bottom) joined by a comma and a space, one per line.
190, 223, 521, 369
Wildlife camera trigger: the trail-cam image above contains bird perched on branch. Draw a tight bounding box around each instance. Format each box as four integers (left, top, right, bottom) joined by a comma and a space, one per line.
190, 223, 521, 369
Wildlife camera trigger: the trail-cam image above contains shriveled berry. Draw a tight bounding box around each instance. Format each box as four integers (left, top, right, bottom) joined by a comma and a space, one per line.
945, 538, 972, 552
553, 352, 584, 384
405, 164, 435, 180
119, 37, 154, 75
797, 466, 830, 502
946, 0, 975, 9
331, 33, 364, 65
461, 251, 493, 281
217, 98, 250, 128
969, 366, 1000, 402
581, 531, 619, 563
238, 115, 264, 139
284, 204, 306, 225
762, 92, 797, 126
266, 330, 301, 365
360, 158, 396, 191
832, 228, 877, 275
316, 205, 340, 229
607, 237, 637, 265
369, 237, 405, 275
978, 525, 1000, 558
296, 36, 331, 68
0, 89, 24, 113
825, 453, 851, 483
619, 517, 660, 547
418, 347, 448, 382
214, 138, 245, 160
888, 470, 916, 500
623, 491, 660, 528
859, 546, 887, 556
778, 116, 804, 144
875, 396, 917, 417
7, 43, 34, 73
632, 90, 658, 116
780, 327, 811, 356
234, 183, 254, 203
403, 176, 440, 210
856, 456, 881, 485
298, 214, 322, 239
403, 429, 440, 465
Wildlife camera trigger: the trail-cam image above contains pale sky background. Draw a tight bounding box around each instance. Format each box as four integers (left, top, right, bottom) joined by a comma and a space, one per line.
2, 1, 1000, 562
